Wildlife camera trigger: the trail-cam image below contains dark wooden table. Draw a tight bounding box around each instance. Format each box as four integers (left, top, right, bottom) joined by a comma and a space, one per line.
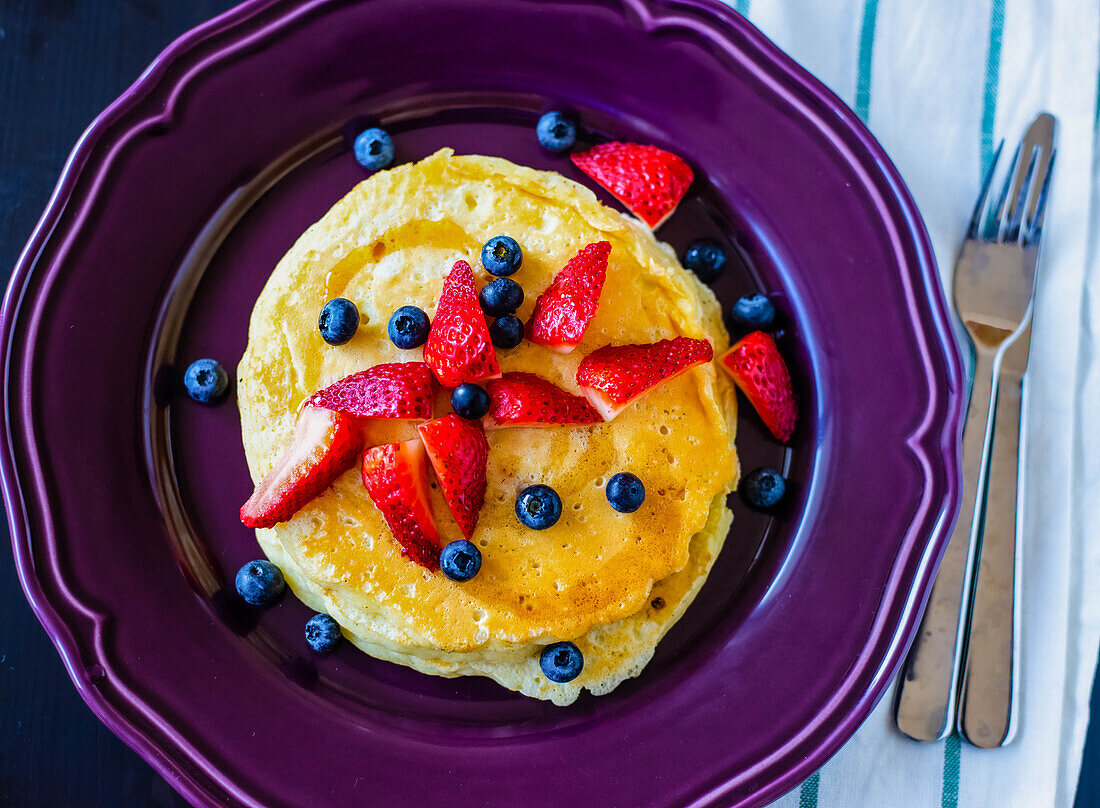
0, 2, 1097, 806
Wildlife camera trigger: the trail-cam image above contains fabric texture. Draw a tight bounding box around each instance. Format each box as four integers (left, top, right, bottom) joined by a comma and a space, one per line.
719, 1, 1100, 806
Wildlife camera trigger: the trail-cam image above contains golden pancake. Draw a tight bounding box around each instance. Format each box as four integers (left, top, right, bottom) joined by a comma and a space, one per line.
237, 149, 738, 701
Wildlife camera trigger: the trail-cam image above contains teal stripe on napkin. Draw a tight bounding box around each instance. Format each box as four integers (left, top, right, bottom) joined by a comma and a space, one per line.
942, 735, 962, 808
1095, 54, 1100, 127
855, 0, 880, 121
798, 771, 821, 807
980, 0, 1006, 178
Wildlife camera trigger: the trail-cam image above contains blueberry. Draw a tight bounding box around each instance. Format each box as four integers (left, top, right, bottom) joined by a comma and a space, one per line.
739, 467, 786, 510
440, 539, 482, 582
234, 560, 285, 606
490, 315, 525, 349
606, 472, 645, 513
183, 358, 229, 405
536, 111, 578, 153
353, 127, 394, 170
304, 613, 342, 654
515, 484, 562, 530
683, 238, 728, 283
479, 278, 524, 317
318, 298, 359, 345
451, 383, 490, 420
388, 305, 430, 349
540, 641, 584, 683
731, 294, 776, 329
481, 236, 523, 277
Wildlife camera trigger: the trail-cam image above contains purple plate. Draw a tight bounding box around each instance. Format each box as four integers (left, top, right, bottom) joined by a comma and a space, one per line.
0, 1, 963, 806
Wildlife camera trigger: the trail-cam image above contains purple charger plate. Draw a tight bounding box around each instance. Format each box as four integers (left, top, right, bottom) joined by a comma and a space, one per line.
0, 1, 964, 806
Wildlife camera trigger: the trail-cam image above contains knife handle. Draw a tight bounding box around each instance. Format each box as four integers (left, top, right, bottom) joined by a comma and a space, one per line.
958, 357, 1025, 747
894, 341, 996, 741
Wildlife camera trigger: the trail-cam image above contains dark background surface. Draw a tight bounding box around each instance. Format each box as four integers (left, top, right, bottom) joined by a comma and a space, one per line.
0, 2, 1096, 807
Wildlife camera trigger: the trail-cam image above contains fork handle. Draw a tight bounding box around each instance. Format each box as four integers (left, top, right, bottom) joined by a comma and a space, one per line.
958, 361, 1024, 747
894, 340, 996, 741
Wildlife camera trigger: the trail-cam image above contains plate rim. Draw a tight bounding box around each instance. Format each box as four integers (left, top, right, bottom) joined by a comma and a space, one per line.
0, 1, 965, 806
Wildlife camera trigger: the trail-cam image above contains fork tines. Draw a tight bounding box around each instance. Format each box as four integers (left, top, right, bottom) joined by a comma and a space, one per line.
966, 118, 1056, 248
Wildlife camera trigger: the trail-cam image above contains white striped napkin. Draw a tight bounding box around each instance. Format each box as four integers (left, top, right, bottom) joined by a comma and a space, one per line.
719, 1, 1100, 806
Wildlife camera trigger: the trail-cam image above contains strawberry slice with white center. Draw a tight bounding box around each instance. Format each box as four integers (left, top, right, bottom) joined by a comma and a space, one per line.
484, 372, 602, 428
718, 331, 797, 443
308, 362, 434, 420
417, 414, 488, 539
360, 439, 441, 570
570, 142, 694, 229
240, 403, 363, 529
575, 336, 713, 420
423, 260, 501, 387
528, 241, 610, 353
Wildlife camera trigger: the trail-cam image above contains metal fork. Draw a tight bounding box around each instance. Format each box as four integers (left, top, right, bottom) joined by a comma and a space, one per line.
894, 113, 1056, 743
958, 140, 1054, 747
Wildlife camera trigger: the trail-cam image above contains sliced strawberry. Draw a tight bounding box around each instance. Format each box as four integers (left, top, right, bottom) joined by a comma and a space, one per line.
423, 260, 501, 387
241, 403, 362, 529
718, 331, 797, 443
360, 440, 441, 569
570, 142, 693, 229
528, 241, 610, 353
417, 414, 488, 538
575, 336, 713, 420
484, 372, 602, 428
309, 362, 433, 420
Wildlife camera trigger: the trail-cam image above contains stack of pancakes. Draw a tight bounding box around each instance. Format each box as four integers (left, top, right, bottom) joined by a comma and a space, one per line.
237, 150, 739, 705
